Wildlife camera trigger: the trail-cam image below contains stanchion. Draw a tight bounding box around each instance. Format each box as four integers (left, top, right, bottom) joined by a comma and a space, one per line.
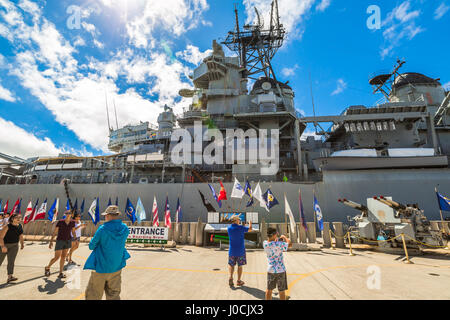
329, 229, 335, 250
401, 233, 413, 264
347, 232, 355, 256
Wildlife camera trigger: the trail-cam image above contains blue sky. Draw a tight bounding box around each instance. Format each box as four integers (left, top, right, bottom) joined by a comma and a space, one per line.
0, 0, 449, 159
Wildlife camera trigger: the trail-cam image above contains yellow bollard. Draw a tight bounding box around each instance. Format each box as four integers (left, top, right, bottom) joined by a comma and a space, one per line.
347, 232, 355, 256
401, 233, 413, 264
329, 229, 335, 250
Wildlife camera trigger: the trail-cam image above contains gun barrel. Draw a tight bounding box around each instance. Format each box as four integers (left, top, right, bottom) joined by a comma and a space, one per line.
379, 197, 407, 210
338, 199, 368, 211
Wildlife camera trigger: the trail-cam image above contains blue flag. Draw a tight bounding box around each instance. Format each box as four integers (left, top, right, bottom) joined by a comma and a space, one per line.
314, 195, 324, 231
115, 197, 119, 206
263, 189, 279, 210
108, 197, 112, 207
208, 184, 222, 208
88, 198, 100, 225
80, 199, 85, 214
244, 180, 254, 207
125, 198, 137, 223
47, 198, 58, 222
437, 192, 450, 212
73, 199, 78, 211
66, 198, 70, 211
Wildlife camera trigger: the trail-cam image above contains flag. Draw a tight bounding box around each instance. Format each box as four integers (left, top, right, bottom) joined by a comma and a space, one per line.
34, 199, 47, 221
217, 180, 228, 201
253, 183, 269, 212
436, 189, 450, 212
11, 198, 20, 214
2, 199, 8, 214
16, 198, 22, 214
176, 198, 182, 225
231, 178, 244, 199
314, 195, 323, 231
115, 197, 119, 206
23, 200, 33, 224
88, 198, 100, 225
208, 184, 222, 208
80, 199, 85, 217
27, 198, 40, 224
152, 196, 159, 227
66, 198, 71, 211
164, 196, 172, 229
244, 180, 254, 207
284, 195, 296, 233
125, 198, 137, 224
198, 190, 216, 212
47, 198, 59, 223
263, 189, 279, 210
108, 197, 112, 207
299, 189, 307, 231
136, 197, 146, 223
73, 199, 78, 212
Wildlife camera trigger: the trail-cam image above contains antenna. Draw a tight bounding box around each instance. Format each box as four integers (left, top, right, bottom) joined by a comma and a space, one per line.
105, 91, 112, 133
309, 71, 318, 135
369, 59, 406, 99
223, 0, 286, 80
113, 99, 119, 130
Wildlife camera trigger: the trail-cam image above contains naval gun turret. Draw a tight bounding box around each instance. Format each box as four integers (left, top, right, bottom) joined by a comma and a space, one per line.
340, 196, 447, 249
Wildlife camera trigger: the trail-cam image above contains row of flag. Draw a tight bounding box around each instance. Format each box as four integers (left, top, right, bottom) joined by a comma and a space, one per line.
0, 196, 183, 229
207, 178, 324, 232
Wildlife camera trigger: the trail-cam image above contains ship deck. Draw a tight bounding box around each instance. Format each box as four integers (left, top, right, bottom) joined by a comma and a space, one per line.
1, 241, 450, 300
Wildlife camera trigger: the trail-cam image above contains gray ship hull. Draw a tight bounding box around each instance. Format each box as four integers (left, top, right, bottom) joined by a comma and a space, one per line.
1, 168, 450, 224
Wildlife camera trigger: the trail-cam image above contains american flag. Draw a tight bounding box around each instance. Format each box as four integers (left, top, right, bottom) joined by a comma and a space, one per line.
165, 196, 172, 229
152, 196, 159, 227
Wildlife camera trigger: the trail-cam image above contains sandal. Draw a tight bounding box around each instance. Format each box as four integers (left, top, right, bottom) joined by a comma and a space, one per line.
237, 280, 245, 286
229, 278, 234, 287
58, 273, 66, 279
7, 277, 18, 283
45, 267, 50, 277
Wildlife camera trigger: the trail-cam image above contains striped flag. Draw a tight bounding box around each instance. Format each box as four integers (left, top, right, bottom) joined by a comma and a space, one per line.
2, 199, 8, 214
176, 198, 182, 231
152, 196, 159, 227
165, 196, 172, 229
34, 199, 47, 221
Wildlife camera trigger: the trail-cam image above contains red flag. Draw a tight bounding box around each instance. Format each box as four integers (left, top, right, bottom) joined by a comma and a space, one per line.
164, 196, 172, 229
217, 180, 228, 201
11, 198, 20, 214
1, 200, 8, 214
23, 201, 33, 224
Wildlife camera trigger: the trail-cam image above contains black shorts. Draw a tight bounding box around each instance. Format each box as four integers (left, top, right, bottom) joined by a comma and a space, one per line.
267, 272, 288, 291
55, 240, 72, 251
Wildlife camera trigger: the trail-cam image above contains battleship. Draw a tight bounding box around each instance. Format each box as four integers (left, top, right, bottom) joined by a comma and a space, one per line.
0, 1, 449, 225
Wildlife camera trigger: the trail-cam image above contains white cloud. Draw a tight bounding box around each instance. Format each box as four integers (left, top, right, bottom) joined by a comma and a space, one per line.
434, 3, 450, 20
301, 130, 322, 141
443, 81, 450, 91
380, 1, 424, 59
0, 0, 198, 152
175, 45, 212, 66
73, 36, 86, 47
243, 0, 316, 40
0, 117, 60, 159
281, 64, 299, 77
316, 0, 331, 12
125, 0, 209, 48
331, 79, 347, 96
0, 83, 16, 102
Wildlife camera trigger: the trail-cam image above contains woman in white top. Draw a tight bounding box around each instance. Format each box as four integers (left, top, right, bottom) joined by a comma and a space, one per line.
67, 212, 86, 265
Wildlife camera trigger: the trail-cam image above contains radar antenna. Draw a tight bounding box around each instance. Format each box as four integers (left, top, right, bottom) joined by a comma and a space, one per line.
369, 59, 406, 100
222, 0, 286, 81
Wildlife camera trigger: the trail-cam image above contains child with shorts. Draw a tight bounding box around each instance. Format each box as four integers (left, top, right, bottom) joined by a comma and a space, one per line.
263, 227, 292, 300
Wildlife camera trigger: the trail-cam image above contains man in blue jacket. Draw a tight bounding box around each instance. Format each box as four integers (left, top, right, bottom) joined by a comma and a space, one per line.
84, 205, 130, 300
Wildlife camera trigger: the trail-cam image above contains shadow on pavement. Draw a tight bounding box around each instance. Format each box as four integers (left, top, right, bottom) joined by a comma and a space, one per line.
233, 285, 266, 300
38, 278, 66, 295
0, 273, 59, 289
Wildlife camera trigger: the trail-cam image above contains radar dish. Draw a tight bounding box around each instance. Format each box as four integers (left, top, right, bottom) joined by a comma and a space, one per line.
179, 89, 195, 98
262, 82, 272, 91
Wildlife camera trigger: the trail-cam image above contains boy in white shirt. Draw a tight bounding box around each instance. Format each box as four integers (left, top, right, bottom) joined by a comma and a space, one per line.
263, 227, 292, 300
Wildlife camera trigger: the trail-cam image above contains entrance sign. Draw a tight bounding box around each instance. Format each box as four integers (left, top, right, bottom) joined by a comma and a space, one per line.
126, 226, 169, 244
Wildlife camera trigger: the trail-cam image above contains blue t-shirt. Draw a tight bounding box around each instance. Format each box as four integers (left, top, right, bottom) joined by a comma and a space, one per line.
227, 224, 249, 257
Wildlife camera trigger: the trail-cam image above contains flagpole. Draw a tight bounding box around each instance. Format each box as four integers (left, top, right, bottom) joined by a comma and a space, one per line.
313, 189, 317, 241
